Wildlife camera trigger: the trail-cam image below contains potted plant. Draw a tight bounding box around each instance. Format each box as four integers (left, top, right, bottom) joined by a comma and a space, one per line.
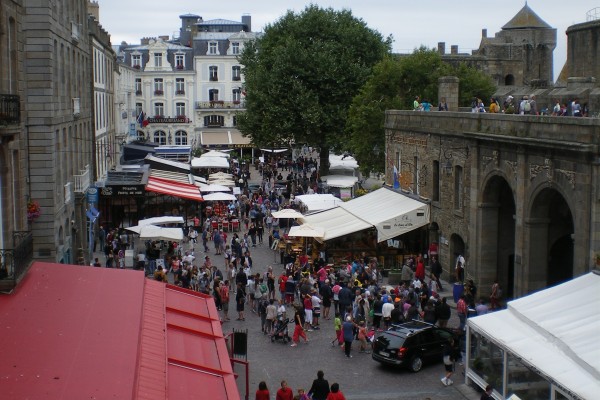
27, 200, 41, 222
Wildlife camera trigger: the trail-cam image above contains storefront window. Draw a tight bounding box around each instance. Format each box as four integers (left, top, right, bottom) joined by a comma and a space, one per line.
469, 331, 504, 393
506, 352, 550, 399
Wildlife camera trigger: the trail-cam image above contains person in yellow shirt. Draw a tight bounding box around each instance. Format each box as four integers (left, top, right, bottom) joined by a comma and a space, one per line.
489, 97, 500, 113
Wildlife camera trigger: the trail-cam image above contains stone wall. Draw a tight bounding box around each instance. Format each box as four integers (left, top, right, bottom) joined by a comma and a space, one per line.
384, 110, 600, 297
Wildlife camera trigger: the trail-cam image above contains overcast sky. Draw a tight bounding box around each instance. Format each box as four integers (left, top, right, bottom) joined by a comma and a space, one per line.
96, 0, 593, 81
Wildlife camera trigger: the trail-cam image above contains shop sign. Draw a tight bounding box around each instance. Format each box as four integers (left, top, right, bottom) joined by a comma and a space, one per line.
147, 117, 190, 124
86, 186, 99, 203
101, 185, 145, 197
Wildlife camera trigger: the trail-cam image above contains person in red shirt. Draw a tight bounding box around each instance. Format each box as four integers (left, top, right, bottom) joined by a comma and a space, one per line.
255, 381, 270, 400
278, 273, 288, 302
415, 255, 425, 281
276, 380, 294, 400
326, 383, 346, 400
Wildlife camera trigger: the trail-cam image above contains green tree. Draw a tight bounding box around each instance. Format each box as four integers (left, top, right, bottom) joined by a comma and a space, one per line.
347, 48, 495, 174
237, 5, 390, 176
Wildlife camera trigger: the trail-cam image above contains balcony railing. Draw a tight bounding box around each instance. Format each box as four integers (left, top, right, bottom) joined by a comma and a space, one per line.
73, 164, 90, 193
195, 101, 245, 109
154, 90, 164, 96
0, 231, 34, 291
0, 94, 20, 125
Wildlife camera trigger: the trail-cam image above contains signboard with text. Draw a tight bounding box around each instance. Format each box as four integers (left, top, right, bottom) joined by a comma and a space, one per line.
100, 185, 145, 197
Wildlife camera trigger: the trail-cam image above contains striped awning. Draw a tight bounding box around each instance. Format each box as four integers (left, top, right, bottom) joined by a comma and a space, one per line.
146, 176, 203, 201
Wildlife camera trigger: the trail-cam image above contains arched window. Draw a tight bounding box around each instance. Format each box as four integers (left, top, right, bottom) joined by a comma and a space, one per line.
505, 74, 515, 86
175, 130, 188, 145
136, 130, 146, 141
153, 130, 167, 145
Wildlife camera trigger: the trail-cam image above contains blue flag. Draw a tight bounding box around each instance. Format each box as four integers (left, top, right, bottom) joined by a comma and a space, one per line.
393, 165, 400, 189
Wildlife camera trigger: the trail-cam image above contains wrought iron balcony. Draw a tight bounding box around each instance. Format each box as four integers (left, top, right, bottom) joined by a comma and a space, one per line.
0, 94, 20, 125
0, 231, 34, 291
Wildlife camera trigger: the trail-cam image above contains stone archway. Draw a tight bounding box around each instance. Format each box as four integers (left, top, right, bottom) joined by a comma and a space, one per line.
449, 233, 465, 282
479, 175, 516, 299
527, 188, 574, 291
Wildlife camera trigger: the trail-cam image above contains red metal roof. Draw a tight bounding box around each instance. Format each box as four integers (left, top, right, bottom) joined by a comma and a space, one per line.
0, 262, 238, 400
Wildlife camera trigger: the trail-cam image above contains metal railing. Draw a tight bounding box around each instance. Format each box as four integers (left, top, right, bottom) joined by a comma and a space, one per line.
0, 94, 20, 125
0, 231, 34, 291
587, 7, 600, 21
195, 101, 245, 110
73, 165, 90, 193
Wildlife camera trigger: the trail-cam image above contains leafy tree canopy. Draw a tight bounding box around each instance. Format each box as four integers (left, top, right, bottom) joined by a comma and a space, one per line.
237, 5, 390, 174
347, 47, 496, 175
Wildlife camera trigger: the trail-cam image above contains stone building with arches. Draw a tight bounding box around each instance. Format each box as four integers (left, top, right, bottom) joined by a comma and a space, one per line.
384, 110, 599, 298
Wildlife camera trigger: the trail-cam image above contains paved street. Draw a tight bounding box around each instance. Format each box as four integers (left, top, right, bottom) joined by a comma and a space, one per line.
213, 237, 478, 400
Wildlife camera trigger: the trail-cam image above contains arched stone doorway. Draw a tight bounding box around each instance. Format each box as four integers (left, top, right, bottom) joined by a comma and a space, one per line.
479, 175, 516, 299
449, 233, 465, 282
527, 188, 574, 291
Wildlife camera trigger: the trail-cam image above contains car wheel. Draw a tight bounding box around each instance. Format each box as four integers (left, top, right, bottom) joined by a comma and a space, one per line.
410, 356, 423, 372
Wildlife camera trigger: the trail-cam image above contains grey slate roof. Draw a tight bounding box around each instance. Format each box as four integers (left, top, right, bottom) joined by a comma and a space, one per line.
502, 4, 552, 29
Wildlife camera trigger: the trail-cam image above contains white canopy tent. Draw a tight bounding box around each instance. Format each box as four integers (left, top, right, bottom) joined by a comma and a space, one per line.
127, 225, 184, 241
191, 156, 230, 169
467, 272, 600, 400
202, 192, 237, 201
272, 209, 304, 219
320, 175, 359, 188
137, 216, 184, 227
295, 194, 343, 212
301, 206, 371, 241
329, 153, 359, 171
199, 183, 232, 192
208, 178, 236, 187
288, 224, 325, 238
202, 150, 230, 158
300, 188, 429, 242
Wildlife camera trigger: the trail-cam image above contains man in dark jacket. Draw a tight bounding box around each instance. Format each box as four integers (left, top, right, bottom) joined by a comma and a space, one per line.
435, 297, 452, 327
430, 256, 444, 291
308, 370, 330, 400
337, 284, 354, 315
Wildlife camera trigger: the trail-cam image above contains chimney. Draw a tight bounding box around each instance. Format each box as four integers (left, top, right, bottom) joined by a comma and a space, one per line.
482, 29, 487, 38
87, 1, 99, 21
451, 45, 458, 55
141, 37, 150, 45
437, 42, 445, 55
241, 14, 251, 32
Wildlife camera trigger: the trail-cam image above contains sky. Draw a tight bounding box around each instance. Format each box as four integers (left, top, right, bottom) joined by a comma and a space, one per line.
96, 0, 594, 81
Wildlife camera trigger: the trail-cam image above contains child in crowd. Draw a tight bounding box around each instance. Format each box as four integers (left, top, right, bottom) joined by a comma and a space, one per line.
331, 313, 342, 346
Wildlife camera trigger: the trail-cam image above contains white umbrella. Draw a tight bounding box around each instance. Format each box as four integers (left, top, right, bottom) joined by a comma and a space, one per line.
138, 216, 184, 226
136, 225, 183, 241
202, 192, 237, 201
272, 209, 304, 219
288, 224, 325, 238
191, 156, 230, 169
199, 183, 232, 192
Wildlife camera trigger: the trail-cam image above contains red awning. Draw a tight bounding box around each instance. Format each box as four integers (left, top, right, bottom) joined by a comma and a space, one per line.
0, 262, 239, 400
146, 176, 203, 201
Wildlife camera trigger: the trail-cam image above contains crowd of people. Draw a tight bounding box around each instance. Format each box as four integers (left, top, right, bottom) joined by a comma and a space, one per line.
255, 372, 346, 400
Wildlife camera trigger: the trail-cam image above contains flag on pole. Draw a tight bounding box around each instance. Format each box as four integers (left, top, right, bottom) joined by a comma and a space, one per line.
136, 111, 145, 126
393, 165, 400, 189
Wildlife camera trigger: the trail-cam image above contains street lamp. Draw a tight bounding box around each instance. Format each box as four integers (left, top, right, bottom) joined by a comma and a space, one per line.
442, 146, 470, 176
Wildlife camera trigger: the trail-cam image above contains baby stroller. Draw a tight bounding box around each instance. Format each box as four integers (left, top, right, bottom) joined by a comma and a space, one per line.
270, 318, 291, 344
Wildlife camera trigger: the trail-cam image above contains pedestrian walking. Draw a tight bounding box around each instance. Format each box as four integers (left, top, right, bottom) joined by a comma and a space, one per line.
342, 316, 354, 358
308, 370, 330, 400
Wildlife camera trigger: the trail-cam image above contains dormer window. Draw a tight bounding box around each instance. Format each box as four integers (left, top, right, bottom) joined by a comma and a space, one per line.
231, 42, 240, 55
132, 54, 141, 69
154, 52, 162, 67
175, 54, 184, 70
208, 42, 218, 55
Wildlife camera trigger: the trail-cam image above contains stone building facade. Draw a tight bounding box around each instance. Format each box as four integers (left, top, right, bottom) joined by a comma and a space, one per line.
384, 111, 599, 299
22, 0, 94, 264
0, 0, 34, 289
115, 14, 258, 151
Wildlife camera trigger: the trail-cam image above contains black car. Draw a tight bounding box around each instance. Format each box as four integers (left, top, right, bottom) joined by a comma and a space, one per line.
371, 321, 456, 372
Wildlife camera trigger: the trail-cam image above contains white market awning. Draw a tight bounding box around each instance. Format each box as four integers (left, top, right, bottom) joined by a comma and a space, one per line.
295, 194, 343, 212
301, 188, 429, 242
301, 207, 372, 241
202, 192, 237, 201
321, 175, 359, 188
191, 156, 230, 169
467, 272, 600, 400
340, 187, 430, 242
